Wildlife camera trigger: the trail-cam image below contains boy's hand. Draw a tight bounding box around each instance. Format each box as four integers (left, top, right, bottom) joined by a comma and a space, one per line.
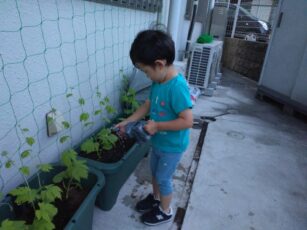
144, 120, 158, 135
115, 120, 129, 134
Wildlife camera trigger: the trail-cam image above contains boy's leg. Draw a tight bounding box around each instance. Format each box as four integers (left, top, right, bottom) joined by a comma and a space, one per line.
155, 152, 181, 213
141, 150, 182, 225
160, 194, 172, 213
151, 149, 161, 199
152, 177, 160, 200
135, 148, 160, 212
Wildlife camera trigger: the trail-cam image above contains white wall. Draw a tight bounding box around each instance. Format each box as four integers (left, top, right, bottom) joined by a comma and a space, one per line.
168, 0, 203, 61
0, 0, 157, 194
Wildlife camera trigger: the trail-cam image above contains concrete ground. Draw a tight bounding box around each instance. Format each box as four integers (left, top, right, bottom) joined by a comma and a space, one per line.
93, 69, 307, 230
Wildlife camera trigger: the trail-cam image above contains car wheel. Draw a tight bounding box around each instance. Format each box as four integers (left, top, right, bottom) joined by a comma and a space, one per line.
244, 33, 257, 42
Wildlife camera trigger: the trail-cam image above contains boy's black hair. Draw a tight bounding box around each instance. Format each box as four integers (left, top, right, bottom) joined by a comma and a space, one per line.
130, 30, 175, 67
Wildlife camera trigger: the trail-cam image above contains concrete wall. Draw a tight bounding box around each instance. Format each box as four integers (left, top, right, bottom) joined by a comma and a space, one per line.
0, 0, 157, 194
222, 37, 268, 81
168, 0, 203, 61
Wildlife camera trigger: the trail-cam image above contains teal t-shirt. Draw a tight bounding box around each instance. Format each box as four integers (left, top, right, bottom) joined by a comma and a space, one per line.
149, 73, 192, 153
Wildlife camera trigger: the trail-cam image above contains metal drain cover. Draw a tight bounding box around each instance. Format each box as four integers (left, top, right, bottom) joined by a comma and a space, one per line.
227, 131, 245, 140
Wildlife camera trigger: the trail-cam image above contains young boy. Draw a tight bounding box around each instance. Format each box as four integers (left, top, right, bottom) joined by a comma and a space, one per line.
116, 30, 193, 226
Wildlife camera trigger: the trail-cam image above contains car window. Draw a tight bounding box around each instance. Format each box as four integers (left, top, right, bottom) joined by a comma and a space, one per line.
228, 7, 235, 17
239, 6, 257, 19
239, 9, 248, 16
216, 3, 257, 20
224, 5, 247, 18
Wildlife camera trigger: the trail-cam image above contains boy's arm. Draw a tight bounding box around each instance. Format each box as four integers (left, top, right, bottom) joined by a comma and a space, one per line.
145, 109, 193, 135
125, 99, 150, 122
116, 100, 150, 132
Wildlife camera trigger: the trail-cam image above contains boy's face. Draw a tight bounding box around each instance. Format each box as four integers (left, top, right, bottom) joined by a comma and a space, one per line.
136, 61, 167, 83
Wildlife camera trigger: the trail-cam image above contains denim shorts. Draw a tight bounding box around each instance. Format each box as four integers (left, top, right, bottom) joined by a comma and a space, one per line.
150, 148, 183, 196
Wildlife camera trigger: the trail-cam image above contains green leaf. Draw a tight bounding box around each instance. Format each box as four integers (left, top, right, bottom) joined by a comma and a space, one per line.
9, 187, 38, 205
61, 149, 77, 167
94, 110, 102, 115
26, 137, 35, 146
21, 128, 29, 133
102, 142, 113, 150
99, 101, 105, 106
106, 105, 116, 114
102, 118, 111, 124
62, 121, 70, 129
0, 219, 27, 230
40, 185, 62, 203
80, 113, 89, 122
59, 136, 70, 144
70, 160, 88, 182
31, 218, 55, 230
96, 91, 101, 98
84, 122, 94, 127
21, 150, 31, 159
97, 128, 110, 139
78, 98, 85, 105
98, 128, 118, 150
128, 87, 136, 94
104, 97, 109, 103
118, 117, 125, 121
109, 134, 118, 143
81, 138, 99, 154
5, 160, 14, 169
37, 164, 53, 173
66, 93, 73, 98
19, 166, 30, 176
52, 171, 66, 184
35, 203, 57, 222
1, 151, 8, 156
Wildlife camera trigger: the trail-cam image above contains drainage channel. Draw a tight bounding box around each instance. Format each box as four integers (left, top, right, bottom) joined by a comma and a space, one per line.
171, 119, 209, 230
170, 112, 235, 229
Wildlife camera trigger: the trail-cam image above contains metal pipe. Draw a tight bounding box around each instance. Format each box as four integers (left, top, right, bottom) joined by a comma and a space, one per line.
231, 0, 241, 38
184, 0, 199, 59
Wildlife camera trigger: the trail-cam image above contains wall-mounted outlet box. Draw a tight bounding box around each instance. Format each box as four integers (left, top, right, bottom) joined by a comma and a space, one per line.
46, 110, 65, 137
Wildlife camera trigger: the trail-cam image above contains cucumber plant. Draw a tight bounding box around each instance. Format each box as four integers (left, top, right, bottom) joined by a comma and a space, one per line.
78, 98, 93, 128
0, 128, 62, 230
81, 90, 118, 158
53, 149, 88, 200
97, 128, 118, 151
120, 71, 139, 118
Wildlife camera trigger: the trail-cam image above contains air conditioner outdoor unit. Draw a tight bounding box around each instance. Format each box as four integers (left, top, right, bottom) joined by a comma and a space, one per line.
187, 41, 223, 90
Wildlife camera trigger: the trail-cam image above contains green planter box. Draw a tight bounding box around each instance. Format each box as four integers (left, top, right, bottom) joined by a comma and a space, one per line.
78, 141, 151, 211
0, 165, 105, 230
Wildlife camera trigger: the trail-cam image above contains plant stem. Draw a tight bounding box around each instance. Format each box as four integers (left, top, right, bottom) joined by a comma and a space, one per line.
36, 172, 42, 190
66, 177, 73, 199
22, 174, 35, 210
62, 181, 67, 192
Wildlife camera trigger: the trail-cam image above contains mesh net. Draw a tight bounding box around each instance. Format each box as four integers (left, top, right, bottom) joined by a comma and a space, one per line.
0, 0, 158, 195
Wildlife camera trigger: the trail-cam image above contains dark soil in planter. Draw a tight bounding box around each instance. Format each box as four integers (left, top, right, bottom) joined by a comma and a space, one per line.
53, 185, 90, 229
79, 132, 135, 163
12, 184, 90, 230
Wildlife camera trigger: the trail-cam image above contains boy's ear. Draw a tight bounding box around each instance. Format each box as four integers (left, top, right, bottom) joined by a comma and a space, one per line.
154, 59, 167, 69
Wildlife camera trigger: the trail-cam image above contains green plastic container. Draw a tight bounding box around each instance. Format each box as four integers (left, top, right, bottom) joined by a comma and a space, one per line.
78, 141, 151, 211
197, 34, 214, 43
0, 165, 105, 230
